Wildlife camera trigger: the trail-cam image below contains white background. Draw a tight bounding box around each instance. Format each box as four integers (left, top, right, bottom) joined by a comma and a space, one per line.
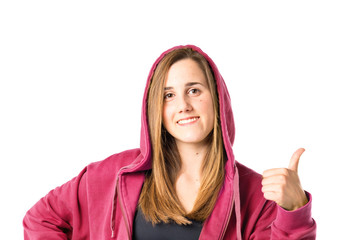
1, 1, 356, 239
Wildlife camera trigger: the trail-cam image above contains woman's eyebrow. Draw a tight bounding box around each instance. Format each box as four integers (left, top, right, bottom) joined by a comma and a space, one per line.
186, 82, 202, 87
164, 82, 202, 91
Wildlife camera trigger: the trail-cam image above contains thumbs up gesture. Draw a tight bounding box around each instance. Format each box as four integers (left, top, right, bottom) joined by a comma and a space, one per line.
261, 148, 308, 211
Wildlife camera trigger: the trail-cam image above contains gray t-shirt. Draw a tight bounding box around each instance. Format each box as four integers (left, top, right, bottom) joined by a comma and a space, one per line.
132, 208, 203, 240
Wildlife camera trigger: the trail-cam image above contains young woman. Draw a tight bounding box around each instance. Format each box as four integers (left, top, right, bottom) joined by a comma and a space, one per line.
23, 45, 316, 239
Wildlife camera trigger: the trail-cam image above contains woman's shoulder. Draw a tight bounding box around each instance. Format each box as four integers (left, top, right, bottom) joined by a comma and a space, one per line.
234, 161, 271, 220
87, 148, 142, 175
235, 161, 262, 183
235, 161, 265, 202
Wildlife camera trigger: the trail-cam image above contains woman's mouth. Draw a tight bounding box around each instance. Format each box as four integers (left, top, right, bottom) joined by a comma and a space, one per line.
177, 117, 200, 125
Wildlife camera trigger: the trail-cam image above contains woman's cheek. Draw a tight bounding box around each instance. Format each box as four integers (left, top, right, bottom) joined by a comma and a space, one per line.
162, 105, 172, 128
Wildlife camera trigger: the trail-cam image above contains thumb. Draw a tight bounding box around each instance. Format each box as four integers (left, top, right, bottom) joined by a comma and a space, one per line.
288, 148, 305, 173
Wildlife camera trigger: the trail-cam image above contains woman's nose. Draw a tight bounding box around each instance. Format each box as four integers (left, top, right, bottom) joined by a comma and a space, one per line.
177, 95, 193, 113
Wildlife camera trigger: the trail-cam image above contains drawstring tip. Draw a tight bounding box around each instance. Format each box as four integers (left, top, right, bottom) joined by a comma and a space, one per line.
111, 230, 114, 238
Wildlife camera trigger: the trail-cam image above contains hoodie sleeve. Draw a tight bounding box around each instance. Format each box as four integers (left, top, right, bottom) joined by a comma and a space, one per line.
270, 192, 316, 239
23, 167, 89, 240
237, 163, 316, 240
247, 192, 316, 240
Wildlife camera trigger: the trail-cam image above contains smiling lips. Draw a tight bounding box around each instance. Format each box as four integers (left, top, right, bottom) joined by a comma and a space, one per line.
177, 116, 200, 125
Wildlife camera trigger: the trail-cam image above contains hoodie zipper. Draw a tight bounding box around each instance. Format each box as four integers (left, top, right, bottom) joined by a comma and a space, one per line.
218, 192, 234, 240
117, 182, 131, 239
111, 166, 132, 239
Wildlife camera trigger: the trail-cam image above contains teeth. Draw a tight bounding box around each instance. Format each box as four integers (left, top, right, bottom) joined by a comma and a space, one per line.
177, 117, 199, 124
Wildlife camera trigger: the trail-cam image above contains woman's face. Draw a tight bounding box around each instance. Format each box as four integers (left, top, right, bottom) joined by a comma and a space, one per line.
162, 58, 215, 147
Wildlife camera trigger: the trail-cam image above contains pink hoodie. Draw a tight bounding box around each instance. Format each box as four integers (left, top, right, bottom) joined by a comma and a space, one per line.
23, 45, 316, 239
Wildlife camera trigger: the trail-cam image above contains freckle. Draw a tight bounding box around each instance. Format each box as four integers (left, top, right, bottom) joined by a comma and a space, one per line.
196, 152, 199, 155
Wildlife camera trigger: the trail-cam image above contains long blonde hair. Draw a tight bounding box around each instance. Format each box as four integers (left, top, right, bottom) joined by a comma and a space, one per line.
138, 47, 226, 225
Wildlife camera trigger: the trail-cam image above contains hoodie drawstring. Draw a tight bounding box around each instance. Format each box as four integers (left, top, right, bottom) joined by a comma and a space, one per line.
234, 165, 242, 240
110, 174, 120, 238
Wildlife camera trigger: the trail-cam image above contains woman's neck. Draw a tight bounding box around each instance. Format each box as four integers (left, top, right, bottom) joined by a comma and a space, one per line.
175, 141, 208, 178
175, 141, 209, 213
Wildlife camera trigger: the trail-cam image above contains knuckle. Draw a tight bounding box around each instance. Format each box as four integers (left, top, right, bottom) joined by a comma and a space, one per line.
282, 168, 289, 176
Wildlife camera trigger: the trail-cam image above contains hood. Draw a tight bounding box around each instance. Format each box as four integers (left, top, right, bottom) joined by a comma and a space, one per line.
136, 45, 236, 180
115, 45, 241, 239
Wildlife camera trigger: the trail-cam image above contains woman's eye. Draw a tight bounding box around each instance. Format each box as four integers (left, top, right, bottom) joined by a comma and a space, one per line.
164, 93, 174, 99
188, 89, 199, 95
